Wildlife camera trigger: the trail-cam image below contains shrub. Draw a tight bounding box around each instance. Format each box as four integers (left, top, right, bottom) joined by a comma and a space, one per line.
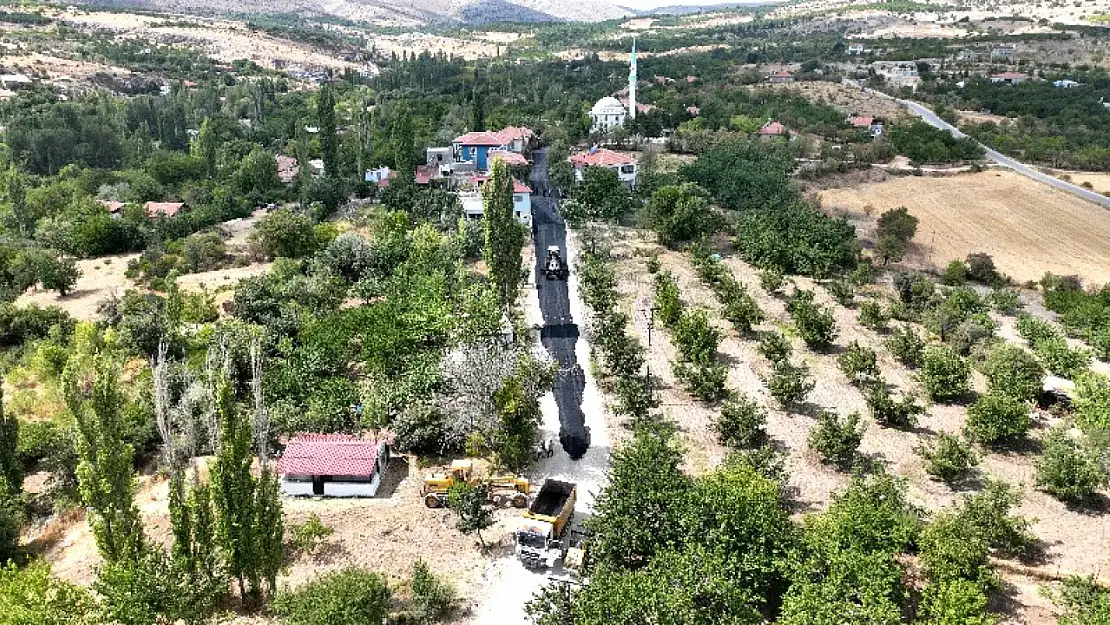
1035, 427, 1106, 502
715, 395, 768, 449
948, 316, 997, 356
410, 560, 456, 624
1053, 576, 1110, 625
858, 300, 889, 331
787, 292, 837, 351
673, 360, 730, 402
826, 279, 855, 307
893, 270, 936, 312
989, 289, 1022, 315
1015, 314, 1061, 349
759, 267, 785, 295
941, 260, 969, 286
866, 385, 925, 429
920, 347, 970, 402
838, 342, 880, 387
758, 331, 792, 363
918, 512, 996, 588
290, 513, 334, 555
720, 286, 765, 333
765, 360, 815, 410
887, 325, 925, 367
1035, 338, 1091, 379
918, 432, 978, 483
966, 253, 1000, 285
653, 272, 684, 328
918, 579, 996, 625
673, 308, 720, 365
1089, 326, 1110, 362
1074, 372, 1110, 436
965, 393, 1031, 446
982, 344, 1045, 402
272, 568, 391, 625
958, 481, 1036, 556
809, 410, 864, 469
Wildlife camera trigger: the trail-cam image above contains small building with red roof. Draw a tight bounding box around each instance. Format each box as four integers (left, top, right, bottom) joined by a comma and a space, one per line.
452, 126, 535, 171
767, 70, 794, 84
758, 121, 788, 138
569, 147, 638, 187
847, 115, 884, 137
99, 200, 125, 216
145, 202, 185, 218
278, 434, 391, 497
489, 150, 529, 167
990, 72, 1030, 85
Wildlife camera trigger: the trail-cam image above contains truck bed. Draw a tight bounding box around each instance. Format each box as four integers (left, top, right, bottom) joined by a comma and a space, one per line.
529, 479, 575, 517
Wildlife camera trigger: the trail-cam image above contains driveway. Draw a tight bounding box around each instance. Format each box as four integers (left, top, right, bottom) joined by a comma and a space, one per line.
846, 79, 1110, 209
472, 148, 611, 625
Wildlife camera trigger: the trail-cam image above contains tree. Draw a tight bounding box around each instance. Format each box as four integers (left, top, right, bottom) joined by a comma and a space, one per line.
787, 293, 837, 351
766, 360, 815, 410
410, 560, 456, 624
234, 148, 281, 204
272, 568, 391, 625
3, 166, 31, 236
39, 254, 80, 297
167, 474, 225, 623
191, 118, 218, 179
965, 393, 1031, 446
809, 410, 865, 469
470, 86, 486, 132
391, 101, 417, 179
253, 207, 319, 259
66, 356, 145, 564
644, 183, 722, 248
1035, 427, 1107, 502
447, 482, 494, 549
874, 207, 918, 264
0, 560, 95, 625
483, 159, 525, 309
983, 344, 1044, 402
917, 433, 979, 484
577, 166, 634, 220
920, 347, 970, 402
317, 84, 339, 178
0, 386, 19, 495
490, 373, 544, 473
715, 394, 767, 449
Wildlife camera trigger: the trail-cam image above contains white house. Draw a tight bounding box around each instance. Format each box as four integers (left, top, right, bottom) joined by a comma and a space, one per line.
1053, 79, 1081, 88
458, 175, 533, 228
990, 72, 1030, 85
364, 166, 391, 185
590, 96, 627, 134
568, 148, 637, 187
847, 43, 865, 55
278, 434, 391, 498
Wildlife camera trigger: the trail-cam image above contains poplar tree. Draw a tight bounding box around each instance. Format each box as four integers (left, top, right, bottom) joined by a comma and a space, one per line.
317, 84, 339, 179
168, 474, 225, 622
191, 117, 218, 179
0, 386, 19, 495
471, 86, 486, 132
210, 378, 258, 601
483, 159, 525, 309
67, 357, 145, 565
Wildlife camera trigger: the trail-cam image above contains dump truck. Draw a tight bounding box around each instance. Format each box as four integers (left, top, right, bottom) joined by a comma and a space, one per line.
515, 479, 577, 568
422, 459, 530, 509
544, 246, 568, 280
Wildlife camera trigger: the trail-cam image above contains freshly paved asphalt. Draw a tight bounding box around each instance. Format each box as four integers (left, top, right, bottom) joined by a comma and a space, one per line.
847, 80, 1110, 209
530, 149, 590, 459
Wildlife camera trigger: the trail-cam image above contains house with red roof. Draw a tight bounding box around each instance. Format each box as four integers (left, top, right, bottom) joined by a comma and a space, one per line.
847, 115, 884, 138
990, 72, 1030, 85
278, 434, 392, 497
99, 200, 125, 216
452, 126, 535, 171
569, 147, 638, 187
145, 202, 185, 218
767, 70, 794, 84
758, 121, 788, 138
458, 173, 533, 227
489, 150, 528, 167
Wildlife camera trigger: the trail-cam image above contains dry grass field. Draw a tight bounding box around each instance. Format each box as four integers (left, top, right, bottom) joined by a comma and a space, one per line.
819, 170, 1110, 285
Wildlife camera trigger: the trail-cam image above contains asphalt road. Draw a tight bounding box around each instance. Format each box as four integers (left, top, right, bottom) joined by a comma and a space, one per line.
849, 80, 1110, 209
530, 149, 590, 459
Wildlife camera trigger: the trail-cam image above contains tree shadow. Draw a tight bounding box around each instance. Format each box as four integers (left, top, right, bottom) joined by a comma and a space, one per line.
1063, 492, 1110, 517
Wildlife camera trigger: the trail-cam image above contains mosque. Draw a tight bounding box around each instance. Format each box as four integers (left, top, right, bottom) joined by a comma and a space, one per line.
590, 41, 637, 134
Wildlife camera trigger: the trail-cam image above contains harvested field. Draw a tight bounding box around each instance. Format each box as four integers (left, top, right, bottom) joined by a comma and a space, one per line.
1050, 170, 1110, 195
16, 253, 138, 321
756, 81, 912, 121
592, 223, 1110, 624
818, 170, 1110, 285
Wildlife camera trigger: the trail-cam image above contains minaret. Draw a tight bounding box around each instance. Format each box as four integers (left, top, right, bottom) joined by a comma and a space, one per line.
628, 38, 637, 120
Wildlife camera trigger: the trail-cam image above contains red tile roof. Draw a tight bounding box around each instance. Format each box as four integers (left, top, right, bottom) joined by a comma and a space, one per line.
848, 116, 874, 128
144, 202, 185, 217
569, 148, 637, 168
991, 72, 1029, 80
499, 126, 534, 141
415, 165, 435, 185
467, 173, 532, 193
453, 130, 510, 146
278, 434, 383, 477
490, 150, 528, 166
99, 200, 125, 213
759, 121, 787, 136
276, 155, 298, 184
686, 105, 701, 116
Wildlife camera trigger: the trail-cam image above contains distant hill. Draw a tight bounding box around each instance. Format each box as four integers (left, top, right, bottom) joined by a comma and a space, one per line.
81, 0, 633, 24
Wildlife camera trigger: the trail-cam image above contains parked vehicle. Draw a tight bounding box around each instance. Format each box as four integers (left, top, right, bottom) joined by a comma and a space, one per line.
422, 459, 530, 509
515, 479, 577, 568
544, 245, 569, 280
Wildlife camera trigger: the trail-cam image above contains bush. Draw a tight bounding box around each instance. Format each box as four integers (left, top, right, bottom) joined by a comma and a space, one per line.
759, 267, 785, 295
410, 560, 456, 624
1053, 576, 1110, 625
673, 360, 730, 403
1015, 314, 1061, 349
866, 385, 925, 429
918, 512, 996, 588
787, 292, 837, 351
982, 344, 1045, 402
966, 253, 1000, 285
858, 300, 889, 331
965, 393, 1031, 446
948, 316, 997, 356
887, 325, 925, 367
253, 207, 321, 259
758, 331, 792, 363
920, 346, 971, 402
809, 410, 864, 469
918, 579, 996, 625
838, 342, 880, 387
1074, 372, 1110, 437
893, 270, 936, 312
715, 395, 768, 449
826, 279, 855, 307
1035, 337, 1091, 379
941, 260, 969, 286
765, 360, 815, 410
653, 271, 684, 328
290, 513, 333, 555
958, 481, 1035, 556
918, 432, 979, 483
673, 308, 720, 365
272, 568, 391, 625
1035, 427, 1106, 502
989, 289, 1023, 315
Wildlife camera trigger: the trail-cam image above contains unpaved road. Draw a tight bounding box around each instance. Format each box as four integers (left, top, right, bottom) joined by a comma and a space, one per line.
472, 150, 611, 625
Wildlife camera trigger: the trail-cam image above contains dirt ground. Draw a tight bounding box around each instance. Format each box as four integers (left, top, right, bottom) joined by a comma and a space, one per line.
37, 455, 512, 622
593, 223, 1109, 624
818, 170, 1110, 285
16, 253, 139, 321
1050, 170, 1110, 195
756, 81, 912, 121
